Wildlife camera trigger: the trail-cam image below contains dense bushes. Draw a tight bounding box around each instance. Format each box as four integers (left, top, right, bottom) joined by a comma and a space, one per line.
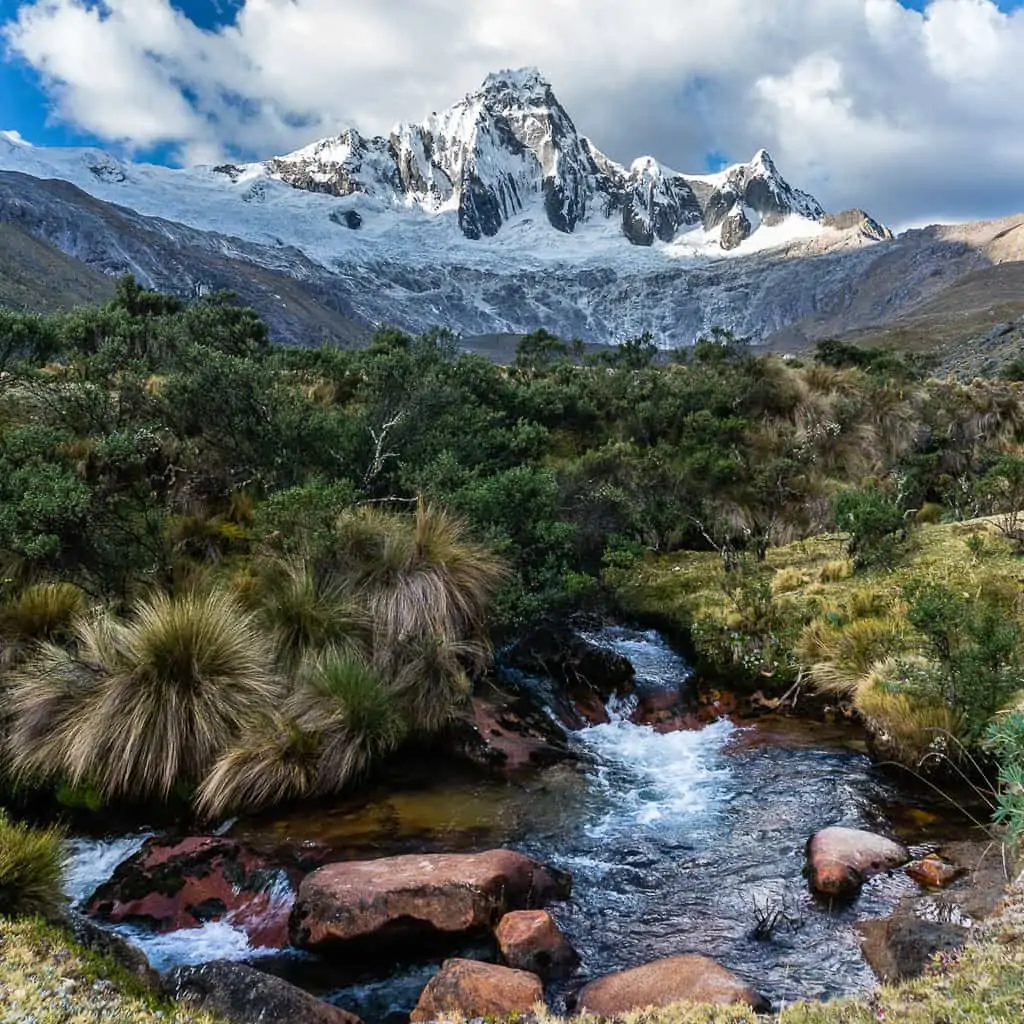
1, 502, 504, 818
5, 280, 1024, 820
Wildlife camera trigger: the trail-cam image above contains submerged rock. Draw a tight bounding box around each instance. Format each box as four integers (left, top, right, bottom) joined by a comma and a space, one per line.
575, 954, 770, 1015
409, 958, 544, 1022
290, 849, 571, 954
495, 909, 579, 978
85, 836, 294, 948
907, 855, 966, 890
165, 960, 361, 1024
807, 827, 909, 900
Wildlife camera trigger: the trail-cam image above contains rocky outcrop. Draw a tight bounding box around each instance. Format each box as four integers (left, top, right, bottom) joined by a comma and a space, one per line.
506, 623, 635, 727
495, 910, 579, 978
822, 209, 893, 242
165, 961, 361, 1024
720, 208, 753, 251
460, 684, 574, 775
807, 827, 910, 900
409, 959, 544, 1022
575, 955, 770, 1015
907, 855, 966, 890
289, 849, 571, 954
85, 837, 294, 948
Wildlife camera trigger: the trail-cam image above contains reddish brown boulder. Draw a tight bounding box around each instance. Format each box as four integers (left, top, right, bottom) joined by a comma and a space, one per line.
464, 688, 574, 775
629, 690, 711, 733
495, 910, 579, 978
576, 955, 770, 1015
807, 827, 909, 900
410, 959, 543, 1023
906, 855, 965, 890
290, 850, 571, 953
86, 837, 293, 948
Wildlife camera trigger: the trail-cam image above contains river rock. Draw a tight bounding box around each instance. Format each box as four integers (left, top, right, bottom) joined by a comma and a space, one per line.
410, 959, 544, 1022
575, 955, 770, 1015
290, 849, 572, 954
459, 683, 574, 776
86, 837, 293, 947
57, 909, 161, 993
857, 912, 968, 982
165, 960, 361, 1024
907, 855, 966, 890
807, 827, 910, 900
495, 909, 579, 977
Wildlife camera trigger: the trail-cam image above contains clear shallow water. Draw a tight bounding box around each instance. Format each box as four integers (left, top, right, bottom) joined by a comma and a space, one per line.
64, 627, 981, 1017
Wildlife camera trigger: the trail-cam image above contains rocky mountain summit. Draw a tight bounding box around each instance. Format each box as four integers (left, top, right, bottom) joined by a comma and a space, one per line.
259, 67, 860, 251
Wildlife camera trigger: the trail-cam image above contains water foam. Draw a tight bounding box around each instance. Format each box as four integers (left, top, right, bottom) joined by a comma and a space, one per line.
63, 834, 152, 907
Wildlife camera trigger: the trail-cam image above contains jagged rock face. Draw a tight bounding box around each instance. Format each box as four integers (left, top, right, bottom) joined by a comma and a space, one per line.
621, 159, 702, 246
702, 150, 824, 231
266, 131, 403, 199
263, 69, 833, 249
268, 69, 601, 240
720, 207, 753, 251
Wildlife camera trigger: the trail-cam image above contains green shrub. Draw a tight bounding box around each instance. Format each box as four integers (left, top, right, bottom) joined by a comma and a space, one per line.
834, 488, 907, 569
906, 582, 1024, 746
0, 811, 65, 919
988, 711, 1024, 850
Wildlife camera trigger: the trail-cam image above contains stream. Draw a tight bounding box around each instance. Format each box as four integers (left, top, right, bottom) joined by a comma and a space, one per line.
63, 626, 985, 1020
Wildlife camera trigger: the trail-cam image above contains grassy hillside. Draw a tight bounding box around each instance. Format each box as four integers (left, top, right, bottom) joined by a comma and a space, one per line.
0, 222, 115, 312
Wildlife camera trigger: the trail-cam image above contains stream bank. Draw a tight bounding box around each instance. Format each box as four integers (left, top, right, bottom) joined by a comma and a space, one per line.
61, 625, 1004, 1022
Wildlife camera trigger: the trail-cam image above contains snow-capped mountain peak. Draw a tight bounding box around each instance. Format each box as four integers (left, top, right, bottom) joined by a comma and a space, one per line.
257, 69, 840, 250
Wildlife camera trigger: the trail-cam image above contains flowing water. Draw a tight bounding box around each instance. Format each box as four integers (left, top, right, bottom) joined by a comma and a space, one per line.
64, 627, 985, 1019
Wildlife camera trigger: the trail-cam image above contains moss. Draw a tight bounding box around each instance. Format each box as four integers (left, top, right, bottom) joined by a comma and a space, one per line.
0, 916, 219, 1022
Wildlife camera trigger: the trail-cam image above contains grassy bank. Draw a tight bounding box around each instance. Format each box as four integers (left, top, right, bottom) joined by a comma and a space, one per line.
0, 917, 215, 1024
614, 516, 1020, 670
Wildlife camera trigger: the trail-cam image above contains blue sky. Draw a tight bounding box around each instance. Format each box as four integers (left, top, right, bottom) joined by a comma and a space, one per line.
2, 0, 1024, 224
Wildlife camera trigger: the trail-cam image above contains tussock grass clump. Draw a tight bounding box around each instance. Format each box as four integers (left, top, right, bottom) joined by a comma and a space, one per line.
0, 582, 87, 664
818, 559, 853, 583
0, 810, 65, 919
855, 657, 961, 767
195, 715, 322, 820
771, 567, 809, 595
335, 501, 507, 653
299, 652, 408, 790
798, 616, 906, 696
7, 590, 280, 801
197, 653, 407, 818
253, 556, 370, 668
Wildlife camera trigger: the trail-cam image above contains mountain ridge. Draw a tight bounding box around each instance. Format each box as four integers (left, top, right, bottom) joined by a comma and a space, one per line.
0, 69, 1018, 356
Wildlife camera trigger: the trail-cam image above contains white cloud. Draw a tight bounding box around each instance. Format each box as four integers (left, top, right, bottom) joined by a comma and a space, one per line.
4, 0, 1024, 223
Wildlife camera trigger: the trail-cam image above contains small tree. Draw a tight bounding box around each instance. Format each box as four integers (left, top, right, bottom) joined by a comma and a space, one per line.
982, 454, 1024, 549
834, 488, 907, 569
